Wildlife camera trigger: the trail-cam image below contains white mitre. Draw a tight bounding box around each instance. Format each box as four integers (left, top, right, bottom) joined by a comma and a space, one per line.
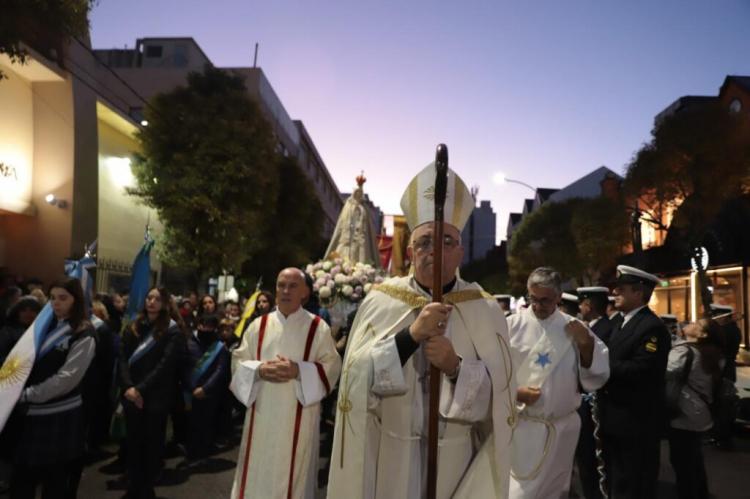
399, 162, 475, 231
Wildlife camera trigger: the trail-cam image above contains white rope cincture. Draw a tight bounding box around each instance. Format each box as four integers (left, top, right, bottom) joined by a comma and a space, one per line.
589, 393, 609, 499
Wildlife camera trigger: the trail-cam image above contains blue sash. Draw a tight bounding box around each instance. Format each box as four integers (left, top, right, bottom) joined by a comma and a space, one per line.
190, 340, 224, 388
128, 319, 177, 365
37, 321, 72, 359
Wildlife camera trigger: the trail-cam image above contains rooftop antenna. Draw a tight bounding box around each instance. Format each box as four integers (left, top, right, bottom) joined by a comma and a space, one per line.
253, 43, 259, 68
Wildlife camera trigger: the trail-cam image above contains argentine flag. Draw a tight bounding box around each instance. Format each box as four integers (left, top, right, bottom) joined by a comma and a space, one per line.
0, 255, 96, 431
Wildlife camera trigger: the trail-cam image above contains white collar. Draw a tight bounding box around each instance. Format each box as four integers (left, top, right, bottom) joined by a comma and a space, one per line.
622, 305, 647, 326
274, 306, 307, 325
589, 317, 601, 328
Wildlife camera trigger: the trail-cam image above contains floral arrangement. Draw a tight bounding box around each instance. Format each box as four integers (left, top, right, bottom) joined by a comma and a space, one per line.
305, 258, 387, 305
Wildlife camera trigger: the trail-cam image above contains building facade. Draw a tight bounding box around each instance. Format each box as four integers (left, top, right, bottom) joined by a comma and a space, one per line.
462, 200, 496, 265
93, 37, 343, 237
0, 38, 162, 291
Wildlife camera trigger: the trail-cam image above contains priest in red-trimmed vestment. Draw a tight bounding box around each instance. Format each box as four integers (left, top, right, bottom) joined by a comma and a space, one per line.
230, 268, 342, 499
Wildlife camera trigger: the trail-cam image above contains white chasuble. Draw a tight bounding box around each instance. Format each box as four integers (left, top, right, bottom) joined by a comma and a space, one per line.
508, 308, 609, 499
327, 276, 516, 499
230, 308, 341, 499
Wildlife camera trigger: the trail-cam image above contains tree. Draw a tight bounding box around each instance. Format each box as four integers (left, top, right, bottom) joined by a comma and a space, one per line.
508, 197, 629, 294
624, 101, 750, 314
241, 156, 326, 287
129, 66, 280, 282
0, 0, 96, 78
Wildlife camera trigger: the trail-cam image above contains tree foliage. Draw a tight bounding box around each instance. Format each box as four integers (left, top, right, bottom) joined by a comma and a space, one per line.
0, 0, 96, 78
624, 101, 750, 314
129, 66, 281, 279
508, 196, 629, 294
624, 102, 750, 246
241, 156, 326, 287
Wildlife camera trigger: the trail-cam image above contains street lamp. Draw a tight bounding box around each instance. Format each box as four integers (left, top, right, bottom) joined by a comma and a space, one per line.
492, 172, 536, 193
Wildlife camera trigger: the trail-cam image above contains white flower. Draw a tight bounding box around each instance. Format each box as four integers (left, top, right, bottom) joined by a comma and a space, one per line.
313, 283, 320, 292
355, 285, 363, 294
315, 270, 326, 279
375, 276, 384, 284
327, 279, 335, 289
364, 283, 373, 293
319, 286, 332, 299
342, 285, 354, 297
322, 261, 333, 271
315, 277, 327, 287
334, 274, 347, 285
305, 264, 314, 274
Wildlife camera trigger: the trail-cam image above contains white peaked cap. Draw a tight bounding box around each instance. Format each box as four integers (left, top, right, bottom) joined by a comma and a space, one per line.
576, 286, 610, 294
616, 265, 662, 286
561, 292, 578, 303
400, 162, 475, 231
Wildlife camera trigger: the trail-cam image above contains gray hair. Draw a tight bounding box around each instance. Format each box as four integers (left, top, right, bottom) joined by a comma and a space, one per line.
527, 267, 562, 294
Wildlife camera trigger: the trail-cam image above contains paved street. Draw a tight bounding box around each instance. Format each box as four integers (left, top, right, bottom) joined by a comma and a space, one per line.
72, 422, 750, 499
4, 367, 750, 499
0, 419, 748, 498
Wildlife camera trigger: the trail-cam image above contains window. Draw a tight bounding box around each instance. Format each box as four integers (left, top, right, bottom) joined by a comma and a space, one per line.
174, 44, 188, 67
145, 45, 163, 58
729, 98, 742, 114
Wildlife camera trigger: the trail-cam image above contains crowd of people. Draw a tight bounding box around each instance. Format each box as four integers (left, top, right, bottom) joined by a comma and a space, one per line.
0, 277, 277, 499
0, 163, 745, 499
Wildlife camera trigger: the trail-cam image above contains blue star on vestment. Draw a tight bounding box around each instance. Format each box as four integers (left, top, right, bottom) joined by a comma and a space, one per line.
535, 352, 551, 368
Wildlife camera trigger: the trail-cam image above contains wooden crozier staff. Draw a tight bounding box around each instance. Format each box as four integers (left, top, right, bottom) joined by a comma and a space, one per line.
427, 143, 449, 499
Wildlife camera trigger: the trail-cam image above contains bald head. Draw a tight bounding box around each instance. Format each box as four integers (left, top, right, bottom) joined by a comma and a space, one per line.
276, 268, 309, 317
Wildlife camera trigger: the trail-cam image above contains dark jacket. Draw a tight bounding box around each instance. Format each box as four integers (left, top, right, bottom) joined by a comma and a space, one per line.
591, 315, 613, 345
183, 331, 229, 398
118, 320, 184, 413
0, 323, 24, 365
599, 307, 670, 437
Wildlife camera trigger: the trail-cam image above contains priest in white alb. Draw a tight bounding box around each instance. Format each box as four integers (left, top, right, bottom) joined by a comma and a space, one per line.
508, 267, 610, 498
230, 268, 341, 499
327, 163, 516, 499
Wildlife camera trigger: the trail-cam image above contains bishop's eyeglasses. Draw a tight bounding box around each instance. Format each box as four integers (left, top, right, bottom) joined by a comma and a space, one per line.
412, 235, 461, 253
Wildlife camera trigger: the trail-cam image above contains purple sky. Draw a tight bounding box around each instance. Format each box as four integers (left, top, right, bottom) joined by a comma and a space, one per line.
89, 0, 750, 242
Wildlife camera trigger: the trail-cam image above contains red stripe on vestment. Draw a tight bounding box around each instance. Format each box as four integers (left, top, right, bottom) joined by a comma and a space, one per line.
285, 315, 321, 498
256, 314, 268, 359
302, 316, 320, 360
239, 313, 269, 498
313, 362, 331, 394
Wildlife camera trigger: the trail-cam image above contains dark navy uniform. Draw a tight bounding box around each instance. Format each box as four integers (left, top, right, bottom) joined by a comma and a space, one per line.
599, 306, 670, 498
119, 319, 183, 499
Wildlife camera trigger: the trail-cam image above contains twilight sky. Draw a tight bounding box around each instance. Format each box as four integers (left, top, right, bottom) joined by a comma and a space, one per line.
89, 0, 750, 242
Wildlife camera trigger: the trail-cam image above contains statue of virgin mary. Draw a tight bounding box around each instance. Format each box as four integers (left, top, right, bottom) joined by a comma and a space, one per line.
324, 173, 381, 267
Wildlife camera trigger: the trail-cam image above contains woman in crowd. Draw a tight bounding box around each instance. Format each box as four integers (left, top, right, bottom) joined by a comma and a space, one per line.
196, 294, 218, 319
0, 296, 41, 364
246, 290, 274, 325
10, 278, 96, 499
667, 318, 725, 499
118, 287, 182, 499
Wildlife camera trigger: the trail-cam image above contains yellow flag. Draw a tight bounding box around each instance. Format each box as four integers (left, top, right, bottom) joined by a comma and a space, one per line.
235, 290, 261, 337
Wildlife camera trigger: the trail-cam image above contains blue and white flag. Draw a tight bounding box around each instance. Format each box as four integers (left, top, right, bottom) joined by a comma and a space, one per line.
64, 255, 97, 316
125, 239, 154, 321
0, 253, 95, 430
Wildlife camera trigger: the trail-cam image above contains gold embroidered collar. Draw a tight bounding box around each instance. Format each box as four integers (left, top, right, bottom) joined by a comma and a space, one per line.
374, 283, 492, 309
